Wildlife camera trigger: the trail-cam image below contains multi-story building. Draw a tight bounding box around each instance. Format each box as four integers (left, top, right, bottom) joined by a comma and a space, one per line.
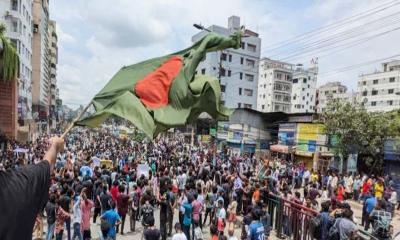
358, 60, 400, 112
48, 20, 57, 130
192, 16, 261, 110
0, 0, 34, 139
257, 58, 294, 113
291, 65, 318, 113
316, 81, 358, 113
32, 0, 50, 133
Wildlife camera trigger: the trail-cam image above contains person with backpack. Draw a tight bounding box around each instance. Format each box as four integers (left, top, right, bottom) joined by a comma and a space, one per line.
141, 200, 155, 229
369, 200, 392, 240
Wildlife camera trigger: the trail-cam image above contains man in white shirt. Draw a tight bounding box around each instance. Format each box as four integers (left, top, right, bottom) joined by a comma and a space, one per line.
172, 223, 187, 240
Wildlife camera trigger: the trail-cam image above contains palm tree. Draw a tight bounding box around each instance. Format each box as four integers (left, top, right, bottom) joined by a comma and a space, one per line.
0, 22, 19, 82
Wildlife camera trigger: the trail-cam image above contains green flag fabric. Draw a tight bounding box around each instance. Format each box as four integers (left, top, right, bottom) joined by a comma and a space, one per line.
76, 32, 241, 138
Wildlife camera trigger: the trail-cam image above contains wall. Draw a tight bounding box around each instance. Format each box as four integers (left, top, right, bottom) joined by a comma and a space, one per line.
0, 80, 18, 138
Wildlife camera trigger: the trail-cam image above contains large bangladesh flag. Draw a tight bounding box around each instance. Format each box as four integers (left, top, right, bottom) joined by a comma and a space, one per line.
76, 32, 241, 138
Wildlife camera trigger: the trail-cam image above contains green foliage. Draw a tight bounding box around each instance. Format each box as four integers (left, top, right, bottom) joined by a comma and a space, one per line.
0, 23, 19, 82
323, 99, 400, 172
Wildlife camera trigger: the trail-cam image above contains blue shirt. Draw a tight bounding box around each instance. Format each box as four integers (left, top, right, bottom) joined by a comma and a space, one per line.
102, 209, 121, 238
183, 202, 192, 226
248, 221, 265, 240
365, 197, 377, 214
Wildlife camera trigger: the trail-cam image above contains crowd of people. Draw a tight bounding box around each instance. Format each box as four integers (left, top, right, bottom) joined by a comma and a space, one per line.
0, 127, 399, 240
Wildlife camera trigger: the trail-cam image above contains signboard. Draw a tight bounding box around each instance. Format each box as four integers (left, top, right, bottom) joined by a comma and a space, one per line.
384, 138, 400, 161
296, 123, 325, 153
210, 128, 216, 137
347, 154, 358, 173
233, 131, 243, 140
201, 135, 211, 142
137, 164, 150, 178
278, 123, 296, 145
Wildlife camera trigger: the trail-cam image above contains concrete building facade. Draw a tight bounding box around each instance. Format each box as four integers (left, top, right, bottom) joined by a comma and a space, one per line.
291, 65, 318, 113
48, 20, 57, 130
316, 81, 358, 113
357, 60, 400, 112
192, 16, 261, 110
257, 58, 294, 113
32, 0, 49, 132
1, 0, 33, 121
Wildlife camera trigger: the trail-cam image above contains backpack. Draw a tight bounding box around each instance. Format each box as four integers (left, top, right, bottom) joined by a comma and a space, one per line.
328, 218, 341, 240
310, 215, 322, 239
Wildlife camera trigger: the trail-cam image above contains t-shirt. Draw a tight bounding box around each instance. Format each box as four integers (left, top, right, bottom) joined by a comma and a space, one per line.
59, 195, 71, 212
183, 202, 192, 226
0, 161, 50, 240
248, 221, 265, 240
101, 209, 121, 238
144, 228, 161, 240
100, 192, 112, 211
365, 197, 377, 214
116, 193, 129, 216
337, 218, 357, 240
172, 232, 187, 240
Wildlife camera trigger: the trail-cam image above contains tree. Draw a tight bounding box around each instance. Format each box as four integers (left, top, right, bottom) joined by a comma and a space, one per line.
322, 100, 399, 173
0, 23, 19, 82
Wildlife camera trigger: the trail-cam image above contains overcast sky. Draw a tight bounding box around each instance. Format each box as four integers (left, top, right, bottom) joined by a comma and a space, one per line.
50, 0, 400, 108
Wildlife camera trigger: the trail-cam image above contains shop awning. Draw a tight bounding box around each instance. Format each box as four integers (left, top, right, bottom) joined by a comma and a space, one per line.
270, 144, 289, 153
295, 150, 313, 157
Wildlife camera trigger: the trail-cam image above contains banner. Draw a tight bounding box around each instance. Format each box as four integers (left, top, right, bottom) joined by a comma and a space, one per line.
137, 164, 150, 178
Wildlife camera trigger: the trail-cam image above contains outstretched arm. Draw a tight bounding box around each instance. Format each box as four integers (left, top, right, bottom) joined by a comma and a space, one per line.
44, 137, 65, 171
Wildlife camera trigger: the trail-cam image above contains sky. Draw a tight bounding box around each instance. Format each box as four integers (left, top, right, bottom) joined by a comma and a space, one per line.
50, 0, 400, 108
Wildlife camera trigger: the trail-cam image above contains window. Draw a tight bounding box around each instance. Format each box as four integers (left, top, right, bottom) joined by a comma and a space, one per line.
244, 89, 253, 96
276, 73, 282, 79
274, 105, 280, 111
274, 94, 282, 101
12, 21, 18, 32
238, 103, 241, 108
373, 79, 379, 84
12, 0, 18, 10
228, 54, 232, 62
302, 96, 305, 100
220, 68, 226, 76
243, 104, 252, 109
201, 68, 206, 74
245, 74, 254, 82
247, 43, 256, 52
283, 94, 290, 102
240, 42, 245, 49
388, 100, 393, 106
389, 77, 395, 83
362, 81, 366, 86
220, 53, 227, 61
221, 101, 225, 105
228, 70, 231, 77
333, 90, 337, 93
221, 85, 226, 93
293, 78, 298, 83
303, 78, 307, 83
263, 94, 265, 98
286, 75, 291, 81
307, 93, 309, 96
246, 59, 255, 67
239, 88, 242, 95
293, 95, 296, 100
362, 91, 367, 96
239, 72, 243, 80
371, 101, 377, 106
240, 57, 244, 64
371, 90, 378, 95
388, 89, 394, 94
263, 84, 266, 88
262, 105, 265, 110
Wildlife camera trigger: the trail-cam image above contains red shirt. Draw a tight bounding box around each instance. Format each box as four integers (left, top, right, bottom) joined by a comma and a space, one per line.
362, 182, 370, 194
110, 186, 119, 202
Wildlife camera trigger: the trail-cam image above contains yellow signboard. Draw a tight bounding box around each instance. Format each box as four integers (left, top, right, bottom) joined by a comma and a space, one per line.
297, 123, 324, 141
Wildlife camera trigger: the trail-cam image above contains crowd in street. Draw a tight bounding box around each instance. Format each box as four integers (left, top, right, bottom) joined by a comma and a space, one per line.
0, 127, 399, 240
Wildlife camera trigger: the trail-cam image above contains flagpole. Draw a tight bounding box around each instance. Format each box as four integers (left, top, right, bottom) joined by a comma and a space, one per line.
61, 102, 92, 138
